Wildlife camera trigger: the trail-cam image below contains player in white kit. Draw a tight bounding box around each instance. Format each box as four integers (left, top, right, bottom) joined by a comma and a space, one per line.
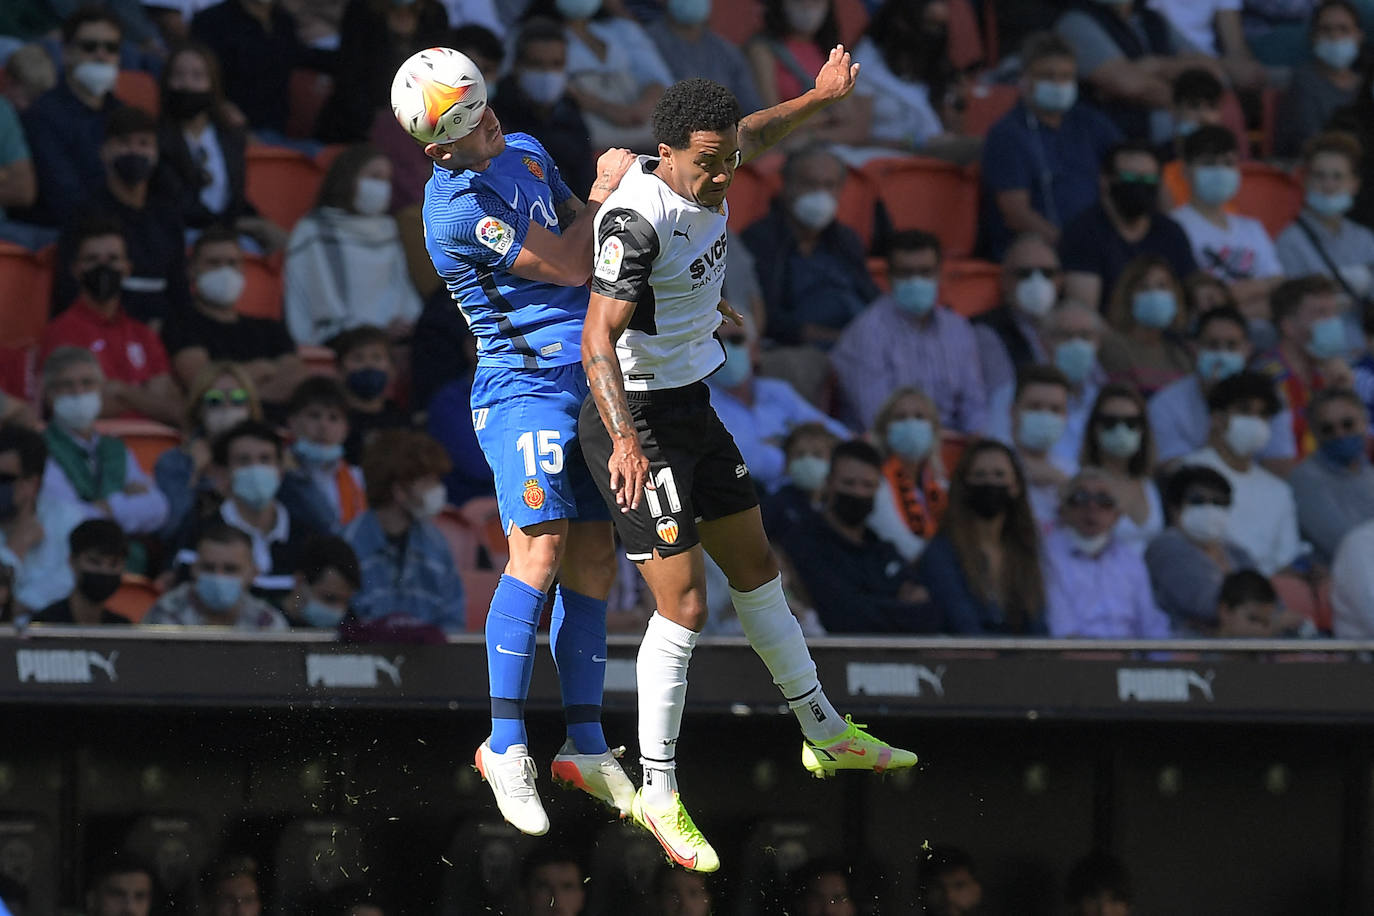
578, 50, 918, 873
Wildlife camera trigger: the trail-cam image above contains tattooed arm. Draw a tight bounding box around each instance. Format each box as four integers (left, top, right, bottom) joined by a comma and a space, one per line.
583, 292, 649, 512
737, 44, 861, 163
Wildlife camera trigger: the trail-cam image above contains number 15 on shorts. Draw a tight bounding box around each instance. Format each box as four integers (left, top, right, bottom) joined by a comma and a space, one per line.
516, 430, 565, 475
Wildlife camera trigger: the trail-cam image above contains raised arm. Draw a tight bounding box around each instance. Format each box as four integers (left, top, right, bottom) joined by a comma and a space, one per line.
582, 291, 647, 513
737, 44, 860, 163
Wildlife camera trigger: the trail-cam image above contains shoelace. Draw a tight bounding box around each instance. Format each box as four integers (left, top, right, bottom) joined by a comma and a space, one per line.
497, 755, 539, 800
663, 799, 709, 846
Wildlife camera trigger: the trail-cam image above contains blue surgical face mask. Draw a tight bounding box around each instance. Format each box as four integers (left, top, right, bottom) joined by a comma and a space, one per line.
893, 276, 938, 316
195, 573, 244, 612
232, 464, 281, 508
1017, 409, 1066, 452
294, 439, 344, 468
1307, 315, 1349, 359
1306, 188, 1354, 217
714, 342, 752, 387
1191, 164, 1241, 206
787, 455, 829, 492
667, 0, 711, 25
555, 0, 601, 19
1054, 338, 1097, 384
1175, 119, 1199, 139
1314, 37, 1360, 70
1197, 348, 1246, 382
1131, 289, 1177, 329
1031, 80, 1077, 113
1320, 433, 1366, 466
886, 417, 935, 461
302, 598, 346, 628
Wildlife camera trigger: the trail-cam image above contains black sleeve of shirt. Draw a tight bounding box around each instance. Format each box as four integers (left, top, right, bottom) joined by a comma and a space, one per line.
590, 207, 659, 305
256, 316, 296, 359
160, 311, 195, 358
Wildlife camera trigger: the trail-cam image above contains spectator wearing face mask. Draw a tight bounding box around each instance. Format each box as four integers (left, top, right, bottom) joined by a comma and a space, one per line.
329, 326, 410, 466
147, 522, 289, 628
1275, 1, 1364, 160
284, 144, 423, 346
1253, 274, 1356, 459
831, 231, 987, 433
1060, 142, 1198, 312
1005, 365, 1074, 526
1080, 383, 1162, 554
778, 440, 936, 634
496, 18, 595, 199
761, 421, 838, 536
1148, 306, 1297, 465
285, 377, 366, 531
706, 312, 848, 492
1216, 569, 1281, 638
1276, 133, 1374, 340
31, 520, 130, 625
648, 0, 764, 119
154, 362, 263, 543
917, 438, 1047, 635
980, 33, 1121, 259
1146, 464, 1256, 634
343, 428, 464, 632
983, 302, 1106, 475
1098, 254, 1192, 397
1043, 468, 1171, 638
281, 534, 361, 629
1184, 371, 1301, 575
973, 233, 1063, 395
866, 387, 949, 563
163, 228, 307, 406
37, 348, 169, 538
1287, 388, 1374, 563
18, 8, 126, 228
1158, 68, 1227, 208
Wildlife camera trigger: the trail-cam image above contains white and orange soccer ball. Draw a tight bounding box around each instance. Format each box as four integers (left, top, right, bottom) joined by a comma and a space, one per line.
390, 47, 488, 145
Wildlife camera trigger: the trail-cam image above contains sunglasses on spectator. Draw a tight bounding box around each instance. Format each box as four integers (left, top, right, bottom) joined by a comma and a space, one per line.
1115, 171, 1160, 185
1011, 267, 1060, 280
1184, 493, 1230, 508
1066, 489, 1116, 509
1318, 417, 1362, 438
1096, 414, 1142, 429
202, 388, 250, 408
76, 40, 120, 53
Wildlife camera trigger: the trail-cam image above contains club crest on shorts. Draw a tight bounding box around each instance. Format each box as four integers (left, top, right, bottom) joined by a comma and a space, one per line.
523, 478, 545, 509
655, 516, 680, 545
522, 156, 545, 180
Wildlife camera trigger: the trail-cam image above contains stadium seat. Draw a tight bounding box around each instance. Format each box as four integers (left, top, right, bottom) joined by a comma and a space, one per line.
114, 70, 159, 116
1219, 91, 1249, 159
245, 145, 324, 231
940, 430, 970, 474
239, 252, 285, 321
464, 569, 501, 632
123, 813, 211, 905
1257, 87, 1279, 160
963, 83, 1019, 137
94, 418, 181, 471
460, 496, 508, 567
1272, 573, 1333, 634
1233, 162, 1303, 238
287, 68, 333, 140
107, 574, 162, 623
726, 164, 780, 233
863, 157, 980, 257
434, 506, 479, 571
709, 0, 763, 46
297, 345, 338, 376
0, 243, 54, 345
941, 257, 1001, 317
314, 143, 347, 172
835, 0, 869, 45
836, 166, 881, 251
273, 818, 368, 914
867, 256, 889, 292
947, 0, 985, 70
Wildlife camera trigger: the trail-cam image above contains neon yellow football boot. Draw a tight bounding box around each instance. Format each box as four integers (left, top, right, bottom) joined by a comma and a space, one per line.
800, 715, 918, 778
630, 789, 720, 873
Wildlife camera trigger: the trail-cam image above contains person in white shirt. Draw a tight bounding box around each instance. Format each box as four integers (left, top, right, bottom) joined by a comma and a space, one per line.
1170, 125, 1282, 318
1183, 370, 1302, 575
37, 347, 169, 537
1147, 0, 1265, 89
559, 0, 674, 151
0, 424, 84, 615
1332, 517, 1374, 638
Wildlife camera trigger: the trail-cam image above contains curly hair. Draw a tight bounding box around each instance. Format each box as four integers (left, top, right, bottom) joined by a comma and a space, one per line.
651, 78, 741, 150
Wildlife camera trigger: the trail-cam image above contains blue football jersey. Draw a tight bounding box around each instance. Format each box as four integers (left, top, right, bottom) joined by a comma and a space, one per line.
423, 132, 586, 369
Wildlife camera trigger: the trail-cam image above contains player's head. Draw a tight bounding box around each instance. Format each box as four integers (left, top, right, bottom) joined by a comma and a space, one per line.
391, 47, 504, 172
652, 77, 743, 209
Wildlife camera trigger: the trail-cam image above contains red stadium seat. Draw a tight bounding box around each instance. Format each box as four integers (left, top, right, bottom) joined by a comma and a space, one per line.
93, 418, 181, 472
287, 69, 333, 140
947, 0, 985, 70
726, 164, 780, 233
1257, 87, 1280, 160
939, 430, 970, 475
836, 166, 880, 251
835, 0, 869, 45
0, 243, 54, 345
114, 70, 159, 116
709, 0, 764, 46
296, 345, 338, 376
433, 506, 480, 571
941, 257, 1001, 318
107, 573, 162, 623
464, 568, 502, 632
460, 496, 508, 567
864, 157, 980, 257
245, 145, 324, 230
867, 256, 889, 292
314, 143, 347, 171
239, 252, 285, 321
1233, 162, 1303, 238
963, 84, 1019, 137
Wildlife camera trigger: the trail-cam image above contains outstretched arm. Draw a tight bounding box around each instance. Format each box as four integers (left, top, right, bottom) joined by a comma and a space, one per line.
583, 292, 648, 513
737, 44, 860, 163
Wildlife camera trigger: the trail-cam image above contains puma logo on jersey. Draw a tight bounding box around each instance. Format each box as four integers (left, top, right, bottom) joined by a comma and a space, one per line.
672, 225, 691, 241
612, 214, 632, 232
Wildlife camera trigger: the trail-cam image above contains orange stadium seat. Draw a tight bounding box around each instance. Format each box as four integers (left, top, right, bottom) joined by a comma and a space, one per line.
464, 568, 502, 632
963, 84, 1019, 137
836, 166, 880, 251
296, 345, 338, 376
287, 69, 333, 140
108, 573, 162, 623
245, 145, 323, 230
1257, 87, 1280, 160
460, 496, 508, 567
725, 164, 780, 233
939, 430, 970, 475
94, 418, 182, 471
867, 256, 889, 292
835, 0, 869, 45
947, 0, 985, 70
709, 0, 763, 46
1233, 162, 1304, 238
864, 157, 980, 257
0, 243, 54, 345
941, 257, 1001, 318
433, 506, 479, 571
314, 143, 347, 171
238, 252, 285, 320
114, 70, 159, 115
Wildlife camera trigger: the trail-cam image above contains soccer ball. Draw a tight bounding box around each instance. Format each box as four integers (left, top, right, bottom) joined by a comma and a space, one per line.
390, 47, 488, 145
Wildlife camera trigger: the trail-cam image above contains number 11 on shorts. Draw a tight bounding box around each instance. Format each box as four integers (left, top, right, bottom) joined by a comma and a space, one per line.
643, 467, 682, 517
516, 430, 565, 475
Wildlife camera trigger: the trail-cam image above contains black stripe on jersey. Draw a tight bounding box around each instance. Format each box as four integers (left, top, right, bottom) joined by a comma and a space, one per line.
592, 208, 659, 334
476, 267, 540, 369
627, 286, 657, 335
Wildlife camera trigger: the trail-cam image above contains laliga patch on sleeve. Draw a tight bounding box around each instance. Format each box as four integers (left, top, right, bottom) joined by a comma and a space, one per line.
475, 216, 514, 255
595, 236, 624, 282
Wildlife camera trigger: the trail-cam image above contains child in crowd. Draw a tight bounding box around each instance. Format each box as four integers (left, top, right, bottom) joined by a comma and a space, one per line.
329, 325, 411, 465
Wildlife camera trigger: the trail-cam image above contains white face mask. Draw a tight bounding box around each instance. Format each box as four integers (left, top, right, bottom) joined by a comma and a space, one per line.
1014, 271, 1057, 317
790, 189, 837, 230
196, 265, 245, 308
53, 391, 103, 431
784, 0, 828, 34
1067, 529, 1111, 557
203, 405, 250, 438
517, 68, 568, 106
72, 60, 118, 97
353, 177, 392, 216
1223, 414, 1271, 458
1179, 503, 1230, 543
413, 483, 446, 518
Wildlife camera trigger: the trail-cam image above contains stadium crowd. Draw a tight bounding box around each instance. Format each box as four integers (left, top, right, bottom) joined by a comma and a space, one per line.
0, 0, 1371, 645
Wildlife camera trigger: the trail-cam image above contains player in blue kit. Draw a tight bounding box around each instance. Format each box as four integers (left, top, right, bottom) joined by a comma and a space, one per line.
391, 46, 638, 836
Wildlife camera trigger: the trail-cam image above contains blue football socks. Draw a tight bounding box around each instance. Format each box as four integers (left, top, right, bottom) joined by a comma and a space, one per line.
550, 585, 610, 755
485, 575, 546, 753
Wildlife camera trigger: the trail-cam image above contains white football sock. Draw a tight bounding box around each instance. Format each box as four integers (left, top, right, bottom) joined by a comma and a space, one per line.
638, 612, 698, 805
730, 574, 845, 743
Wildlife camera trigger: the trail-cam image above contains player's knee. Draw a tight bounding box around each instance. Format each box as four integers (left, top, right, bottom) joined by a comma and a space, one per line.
507, 533, 565, 591
659, 588, 710, 632
725, 544, 781, 593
